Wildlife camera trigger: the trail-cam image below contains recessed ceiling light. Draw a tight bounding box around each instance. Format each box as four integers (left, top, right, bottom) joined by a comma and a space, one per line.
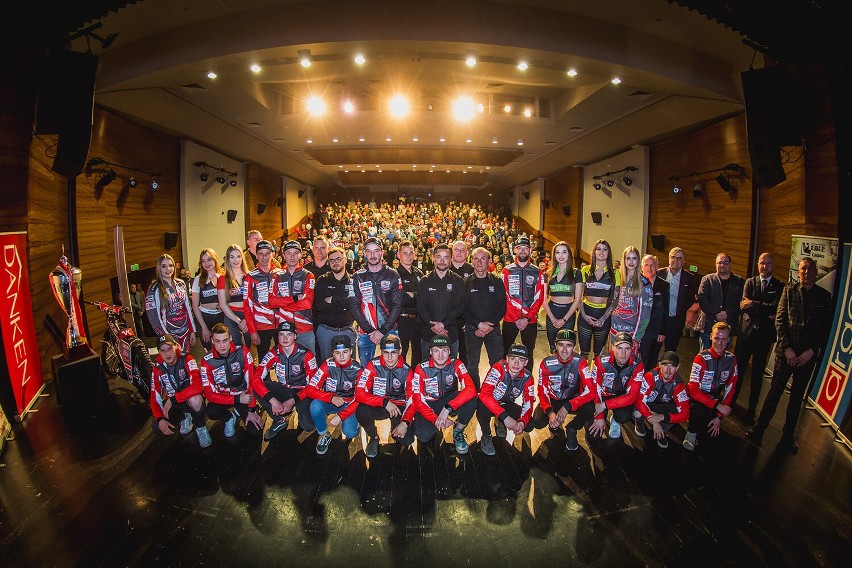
343, 100, 355, 114
439, 136, 446, 142
611, 77, 622, 85
250, 64, 261, 73
523, 108, 532, 118
359, 135, 365, 142
206, 71, 217, 79
465, 51, 477, 67
566, 68, 578, 77
517, 61, 528, 71
306, 137, 312, 144
332, 137, 339, 143
465, 138, 472, 143
354, 54, 365, 65
412, 136, 418, 142
492, 138, 498, 144
385, 135, 392, 141
517, 139, 524, 146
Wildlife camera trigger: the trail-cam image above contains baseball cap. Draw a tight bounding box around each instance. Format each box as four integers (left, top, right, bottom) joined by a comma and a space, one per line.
282, 240, 302, 252
430, 335, 450, 347
364, 237, 383, 249
381, 334, 402, 351
256, 240, 274, 252
506, 344, 529, 359
613, 331, 633, 347
659, 351, 680, 366
331, 334, 353, 351
157, 334, 178, 349
278, 320, 296, 333
555, 329, 577, 344
514, 237, 531, 249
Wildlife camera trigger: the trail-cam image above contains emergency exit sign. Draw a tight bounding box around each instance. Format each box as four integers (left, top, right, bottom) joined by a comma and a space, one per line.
130, 264, 139, 271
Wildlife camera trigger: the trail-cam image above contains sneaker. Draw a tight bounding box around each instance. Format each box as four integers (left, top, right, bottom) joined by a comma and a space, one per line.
224, 409, 237, 438
316, 432, 332, 455
453, 428, 469, 454
495, 420, 507, 438
365, 436, 379, 458
264, 416, 288, 441
480, 434, 496, 456
657, 436, 669, 449
196, 426, 212, 448
682, 431, 698, 451
746, 426, 764, 444
608, 419, 622, 439
634, 420, 646, 438
179, 413, 193, 435
565, 428, 579, 451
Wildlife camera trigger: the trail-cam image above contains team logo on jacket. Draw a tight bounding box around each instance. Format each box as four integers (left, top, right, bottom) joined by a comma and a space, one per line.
445, 374, 454, 386
392, 378, 402, 390
294, 281, 303, 293
292, 365, 301, 373
526, 275, 535, 286
381, 280, 391, 291
446, 283, 453, 291
488, 286, 495, 292
230, 362, 242, 374
343, 381, 353, 390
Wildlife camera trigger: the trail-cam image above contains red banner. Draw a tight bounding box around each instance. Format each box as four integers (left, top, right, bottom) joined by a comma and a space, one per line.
0, 232, 45, 417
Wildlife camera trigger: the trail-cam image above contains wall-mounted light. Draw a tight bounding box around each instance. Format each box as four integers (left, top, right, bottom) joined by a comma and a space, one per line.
86, 156, 160, 191
194, 161, 238, 186
669, 163, 745, 195
128, 176, 137, 188
670, 177, 682, 194
95, 169, 117, 190
593, 166, 637, 189
693, 182, 703, 198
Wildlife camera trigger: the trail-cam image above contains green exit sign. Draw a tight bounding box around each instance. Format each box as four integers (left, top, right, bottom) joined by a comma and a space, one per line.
689, 264, 698, 273
130, 263, 140, 271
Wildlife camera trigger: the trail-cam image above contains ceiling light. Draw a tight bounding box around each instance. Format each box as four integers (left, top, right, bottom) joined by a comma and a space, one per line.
385, 135, 392, 142
523, 107, 532, 118
606, 178, 615, 187
229, 176, 238, 187
465, 51, 477, 67
206, 71, 217, 80
150, 179, 159, 191
389, 94, 410, 118
465, 138, 472, 143
622, 174, 633, 186
593, 181, 602, 191
354, 53, 365, 65
671, 179, 682, 194
503, 104, 512, 113
611, 77, 622, 85
306, 137, 312, 144
332, 137, 339, 143
412, 136, 418, 142
200, 171, 209, 182
128, 176, 137, 188
250, 64, 261, 73
452, 96, 476, 121
517, 61, 528, 71
298, 49, 312, 67
358, 135, 365, 142
566, 68, 578, 77
343, 100, 355, 114
517, 139, 524, 146
439, 136, 446, 142
306, 96, 325, 116
492, 138, 498, 144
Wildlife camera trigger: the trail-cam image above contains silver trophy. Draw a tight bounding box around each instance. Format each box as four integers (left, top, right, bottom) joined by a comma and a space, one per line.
50, 247, 89, 360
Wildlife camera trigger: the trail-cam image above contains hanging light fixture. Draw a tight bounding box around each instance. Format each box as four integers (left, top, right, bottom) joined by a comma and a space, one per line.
95, 169, 117, 190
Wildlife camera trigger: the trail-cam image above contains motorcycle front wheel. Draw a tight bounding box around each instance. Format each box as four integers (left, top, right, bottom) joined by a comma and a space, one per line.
101, 334, 123, 376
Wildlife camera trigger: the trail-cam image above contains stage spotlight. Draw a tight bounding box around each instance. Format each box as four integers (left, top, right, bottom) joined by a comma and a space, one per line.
606, 178, 615, 187
229, 177, 238, 187
672, 181, 682, 194
150, 179, 159, 191
716, 174, 733, 192
200, 172, 209, 182
128, 177, 137, 188
593, 181, 602, 191
216, 174, 226, 184
623, 174, 632, 186
95, 169, 117, 190
693, 182, 703, 198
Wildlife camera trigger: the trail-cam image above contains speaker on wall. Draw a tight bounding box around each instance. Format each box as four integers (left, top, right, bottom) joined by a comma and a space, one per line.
227, 209, 238, 223
297, 189, 306, 198
541, 199, 551, 208
749, 139, 786, 189
562, 205, 571, 216
650, 234, 666, 251
741, 66, 804, 147
591, 212, 602, 225
163, 232, 179, 249
523, 191, 531, 200
256, 203, 266, 215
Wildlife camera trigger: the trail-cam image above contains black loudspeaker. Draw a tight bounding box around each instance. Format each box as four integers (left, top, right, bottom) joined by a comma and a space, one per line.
749, 139, 787, 189
591, 212, 602, 224
51, 353, 108, 417
541, 199, 551, 208
523, 191, 531, 200
297, 189, 306, 198
36, 51, 99, 178
741, 66, 804, 147
163, 232, 179, 249
227, 209, 238, 223
562, 205, 571, 216
650, 234, 666, 250
256, 203, 266, 215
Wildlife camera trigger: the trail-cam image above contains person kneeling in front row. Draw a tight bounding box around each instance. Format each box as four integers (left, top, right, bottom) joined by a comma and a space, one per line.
635, 351, 690, 449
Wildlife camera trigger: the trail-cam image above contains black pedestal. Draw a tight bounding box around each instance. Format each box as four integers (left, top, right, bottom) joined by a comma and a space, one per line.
51, 352, 108, 415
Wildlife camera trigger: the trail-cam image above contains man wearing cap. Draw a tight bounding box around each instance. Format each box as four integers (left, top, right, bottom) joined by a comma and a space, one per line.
199, 323, 263, 439
635, 351, 690, 448
532, 329, 596, 452
476, 344, 536, 456
244, 229, 281, 271
304, 334, 363, 455
354, 334, 417, 457
244, 239, 282, 361
314, 245, 357, 361
502, 236, 545, 372
348, 236, 403, 365
463, 246, 507, 388
251, 320, 319, 441
396, 240, 426, 366
411, 335, 478, 454
684, 321, 738, 451
150, 334, 211, 448
417, 243, 466, 358
270, 239, 317, 355
589, 331, 645, 440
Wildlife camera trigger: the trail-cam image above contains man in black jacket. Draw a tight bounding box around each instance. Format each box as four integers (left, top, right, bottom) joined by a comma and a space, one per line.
734, 252, 784, 422
748, 257, 833, 453
657, 247, 696, 352
697, 252, 745, 351
396, 240, 426, 366
417, 243, 466, 358
639, 254, 669, 370
464, 246, 507, 387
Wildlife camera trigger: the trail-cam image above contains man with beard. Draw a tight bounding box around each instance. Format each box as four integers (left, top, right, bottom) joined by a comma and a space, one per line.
417, 243, 466, 358
244, 240, 283, 361
697, 253, 745, 350
270, 240, 316, 355
635, 351, 689, 448
501, 237, 545, 372
589, 331, 645, 440
313, 246, 356, 361
251, 320, 319, 440
396, 240, 426, 365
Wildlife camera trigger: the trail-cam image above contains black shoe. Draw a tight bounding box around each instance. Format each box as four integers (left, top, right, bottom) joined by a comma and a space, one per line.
565, 428, 579, 451
744, 411, 756, 426
365, 436, 379, 458
263, 416, 287, 441
746, 426, 764, 444
780, 435, 799, 454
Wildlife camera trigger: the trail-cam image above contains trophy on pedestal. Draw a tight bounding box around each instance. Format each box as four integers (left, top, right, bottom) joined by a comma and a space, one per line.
50, 247, 90, 361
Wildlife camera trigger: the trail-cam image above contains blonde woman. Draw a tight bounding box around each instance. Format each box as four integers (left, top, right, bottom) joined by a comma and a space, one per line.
191, 248, 224, 351
217, 244, 250, 346
145, 253, 196, 352
543, 241, 583, 352
609, 246, 653, 352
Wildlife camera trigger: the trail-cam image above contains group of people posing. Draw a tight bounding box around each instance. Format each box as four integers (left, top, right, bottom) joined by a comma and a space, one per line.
142, 200, 833, 457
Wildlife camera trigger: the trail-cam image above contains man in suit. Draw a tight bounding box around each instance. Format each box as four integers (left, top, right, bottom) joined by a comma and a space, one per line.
748, 257, 833, 453
657, 247, 696, 352
639, 254, 669, 370
733, 252, 784, 422
697, 252, 745, 351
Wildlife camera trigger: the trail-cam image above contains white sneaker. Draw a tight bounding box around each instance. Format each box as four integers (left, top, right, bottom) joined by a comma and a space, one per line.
224, 409, 237, 438
608, 419, 622, 439
179, 413, 193, 435
682, 431, 698, 451
316, 432, 332, 455
196, 426, 212, 448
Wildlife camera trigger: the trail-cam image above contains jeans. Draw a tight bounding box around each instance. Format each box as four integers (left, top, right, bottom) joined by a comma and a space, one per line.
357, 328, 398, 366
310, 399, 360, 439
315, 323, 356, 362
296, 330, 317, 357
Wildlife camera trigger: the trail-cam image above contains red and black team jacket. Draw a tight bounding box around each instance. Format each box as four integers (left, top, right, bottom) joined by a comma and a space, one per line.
411, 357, 477, 424
304, 357, 363, 419
590, 351, 645, 419
251, 344, 318, 403
537, 354, 595, 415
150, 351, 202, 421
199, 342, 256, 408
355, 356, 416, 424
688, 348, 738, 416
269, 263, 316, 333
636, 368, 690, 424
478, 360, 535, 425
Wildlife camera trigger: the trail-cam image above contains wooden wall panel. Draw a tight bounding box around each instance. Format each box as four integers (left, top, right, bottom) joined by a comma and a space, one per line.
246, 164, 285, 244
542, 166, 582, 261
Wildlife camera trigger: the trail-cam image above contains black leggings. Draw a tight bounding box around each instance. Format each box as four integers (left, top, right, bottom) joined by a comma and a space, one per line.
545, 300, 577, 352
578, 304, 611, 359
